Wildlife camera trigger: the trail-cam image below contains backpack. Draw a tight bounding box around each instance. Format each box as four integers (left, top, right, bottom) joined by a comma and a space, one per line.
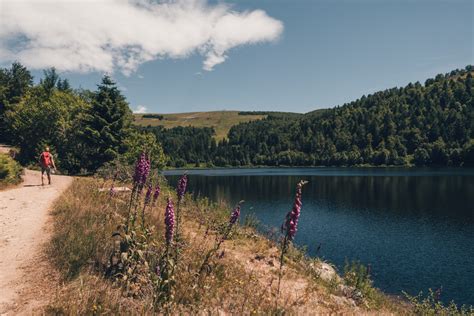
40, 152, 51, 167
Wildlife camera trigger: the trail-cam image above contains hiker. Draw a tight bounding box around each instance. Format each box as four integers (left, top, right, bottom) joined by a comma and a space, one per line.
39, 147, 56, 185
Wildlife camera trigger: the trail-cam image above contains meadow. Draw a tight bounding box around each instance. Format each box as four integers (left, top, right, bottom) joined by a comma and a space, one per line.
133, 111, 267, 140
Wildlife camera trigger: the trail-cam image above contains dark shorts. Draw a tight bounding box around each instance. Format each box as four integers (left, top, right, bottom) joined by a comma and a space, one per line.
41, 166, 51, 176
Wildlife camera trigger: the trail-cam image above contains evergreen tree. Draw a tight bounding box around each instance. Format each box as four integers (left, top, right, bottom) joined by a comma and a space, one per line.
57, 78, 71, 92
80, 75, 132, 172
40, 67, 59, 97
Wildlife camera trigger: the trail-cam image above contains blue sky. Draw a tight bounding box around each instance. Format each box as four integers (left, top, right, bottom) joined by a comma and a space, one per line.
4, 0, 473, 113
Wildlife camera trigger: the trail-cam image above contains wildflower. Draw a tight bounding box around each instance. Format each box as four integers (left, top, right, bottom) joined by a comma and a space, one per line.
435, 287, 443, 301
152, 184, 160, 206
109, 186, 116, 197
218, 250, 225, 259
176, 174, 188, 202
144, 184, 152, 206
164, 197, 175, 245
229, 203, 241, 225
283, 180, 307, 241
278, 180, 307, 295
197, 200, 243, 277
133, 152, 150, 192
109, 171, 118, 197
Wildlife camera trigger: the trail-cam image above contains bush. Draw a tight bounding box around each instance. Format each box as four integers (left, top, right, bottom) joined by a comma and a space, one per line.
404, 289, 474, 315
0, 153, 22, 187
343, 261, 384, 307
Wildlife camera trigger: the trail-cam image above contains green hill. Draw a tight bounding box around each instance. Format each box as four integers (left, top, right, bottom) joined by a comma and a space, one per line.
218, 66, 474, 167
141, 66, 474, 167
134, 110, 269, 140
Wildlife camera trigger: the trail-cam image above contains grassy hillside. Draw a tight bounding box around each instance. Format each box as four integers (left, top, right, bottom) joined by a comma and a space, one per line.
134, 111, 267, 140
45, 176, 409, 314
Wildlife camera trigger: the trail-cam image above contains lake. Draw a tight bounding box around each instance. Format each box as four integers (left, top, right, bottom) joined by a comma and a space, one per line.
164, 168, 474, 305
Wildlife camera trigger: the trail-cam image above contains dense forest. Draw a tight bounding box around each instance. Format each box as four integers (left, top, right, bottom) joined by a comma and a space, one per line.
145, 66, 473, 167
141, 125, 217, 167
0, 63, 166, 174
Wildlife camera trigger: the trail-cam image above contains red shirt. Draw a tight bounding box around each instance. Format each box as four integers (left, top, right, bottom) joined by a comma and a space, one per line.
40, 152, 52, 167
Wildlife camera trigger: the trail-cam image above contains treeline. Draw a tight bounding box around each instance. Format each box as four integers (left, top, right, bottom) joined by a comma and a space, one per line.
0, 63, 166, 174
146, 66, 473, 167
238, 111, 303, 119
141, 114, 164, 120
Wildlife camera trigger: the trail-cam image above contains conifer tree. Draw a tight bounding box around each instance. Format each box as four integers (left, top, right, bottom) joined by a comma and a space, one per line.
80, 75, 132, 171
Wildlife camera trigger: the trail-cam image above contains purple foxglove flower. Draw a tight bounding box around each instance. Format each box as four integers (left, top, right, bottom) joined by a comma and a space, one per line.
144, 184, 152, 206
176, 174, 188, 202
164, 197, 175, 245
284, 181, 306, 241
109, 172, 118, 197
133, 152, 150, 192
152, 184, 160, 206
229, 203, 241, 225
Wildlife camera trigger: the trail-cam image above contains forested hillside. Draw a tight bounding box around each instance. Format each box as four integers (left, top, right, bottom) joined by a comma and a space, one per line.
147, 66, 473, 167
221, 67, 473, 167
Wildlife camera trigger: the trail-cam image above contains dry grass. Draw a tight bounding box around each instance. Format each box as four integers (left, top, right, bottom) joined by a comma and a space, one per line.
133, 111, 266, 140
44, 177, 409, 314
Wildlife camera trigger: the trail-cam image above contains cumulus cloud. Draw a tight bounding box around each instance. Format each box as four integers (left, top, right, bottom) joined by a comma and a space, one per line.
134, 105, 148, 113
0, 0, 283, 74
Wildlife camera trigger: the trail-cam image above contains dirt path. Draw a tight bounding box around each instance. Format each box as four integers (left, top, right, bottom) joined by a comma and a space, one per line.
0, 145, 12, 154
0, 169, 72, 314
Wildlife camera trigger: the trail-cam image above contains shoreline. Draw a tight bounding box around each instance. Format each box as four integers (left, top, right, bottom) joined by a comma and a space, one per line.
162, 165, 474, 176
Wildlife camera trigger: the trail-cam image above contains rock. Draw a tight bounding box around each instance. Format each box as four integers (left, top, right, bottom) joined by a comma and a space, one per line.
98, 186, 131, 192
309, 261, 340, 283
330, 294, 357, 308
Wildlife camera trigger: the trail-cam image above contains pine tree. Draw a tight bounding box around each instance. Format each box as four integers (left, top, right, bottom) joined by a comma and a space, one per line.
40, 67, 59, 97
80, 75, 132, 172
57, 78, 71, 92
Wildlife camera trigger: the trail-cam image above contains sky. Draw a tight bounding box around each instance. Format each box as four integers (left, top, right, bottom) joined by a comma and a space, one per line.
0, 0, 472, 114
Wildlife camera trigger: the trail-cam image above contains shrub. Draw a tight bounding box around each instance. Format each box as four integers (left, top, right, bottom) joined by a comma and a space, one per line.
343, 260, 384, 307
404, 289, 474, 316
0, 153, 22, 187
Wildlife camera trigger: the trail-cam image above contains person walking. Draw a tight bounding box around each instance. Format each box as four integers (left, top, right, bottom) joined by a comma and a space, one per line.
39, 146, 56, 185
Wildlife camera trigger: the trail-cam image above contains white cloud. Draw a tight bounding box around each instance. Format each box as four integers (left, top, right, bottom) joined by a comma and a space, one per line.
0, 0, 283, 74
134, 105, 148, 113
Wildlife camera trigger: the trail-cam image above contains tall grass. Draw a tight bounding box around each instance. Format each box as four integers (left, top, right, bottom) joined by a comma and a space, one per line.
47, 177, 284, 313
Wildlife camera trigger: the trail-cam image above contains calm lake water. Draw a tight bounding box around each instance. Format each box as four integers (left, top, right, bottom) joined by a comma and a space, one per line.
164, 168, 474, 305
